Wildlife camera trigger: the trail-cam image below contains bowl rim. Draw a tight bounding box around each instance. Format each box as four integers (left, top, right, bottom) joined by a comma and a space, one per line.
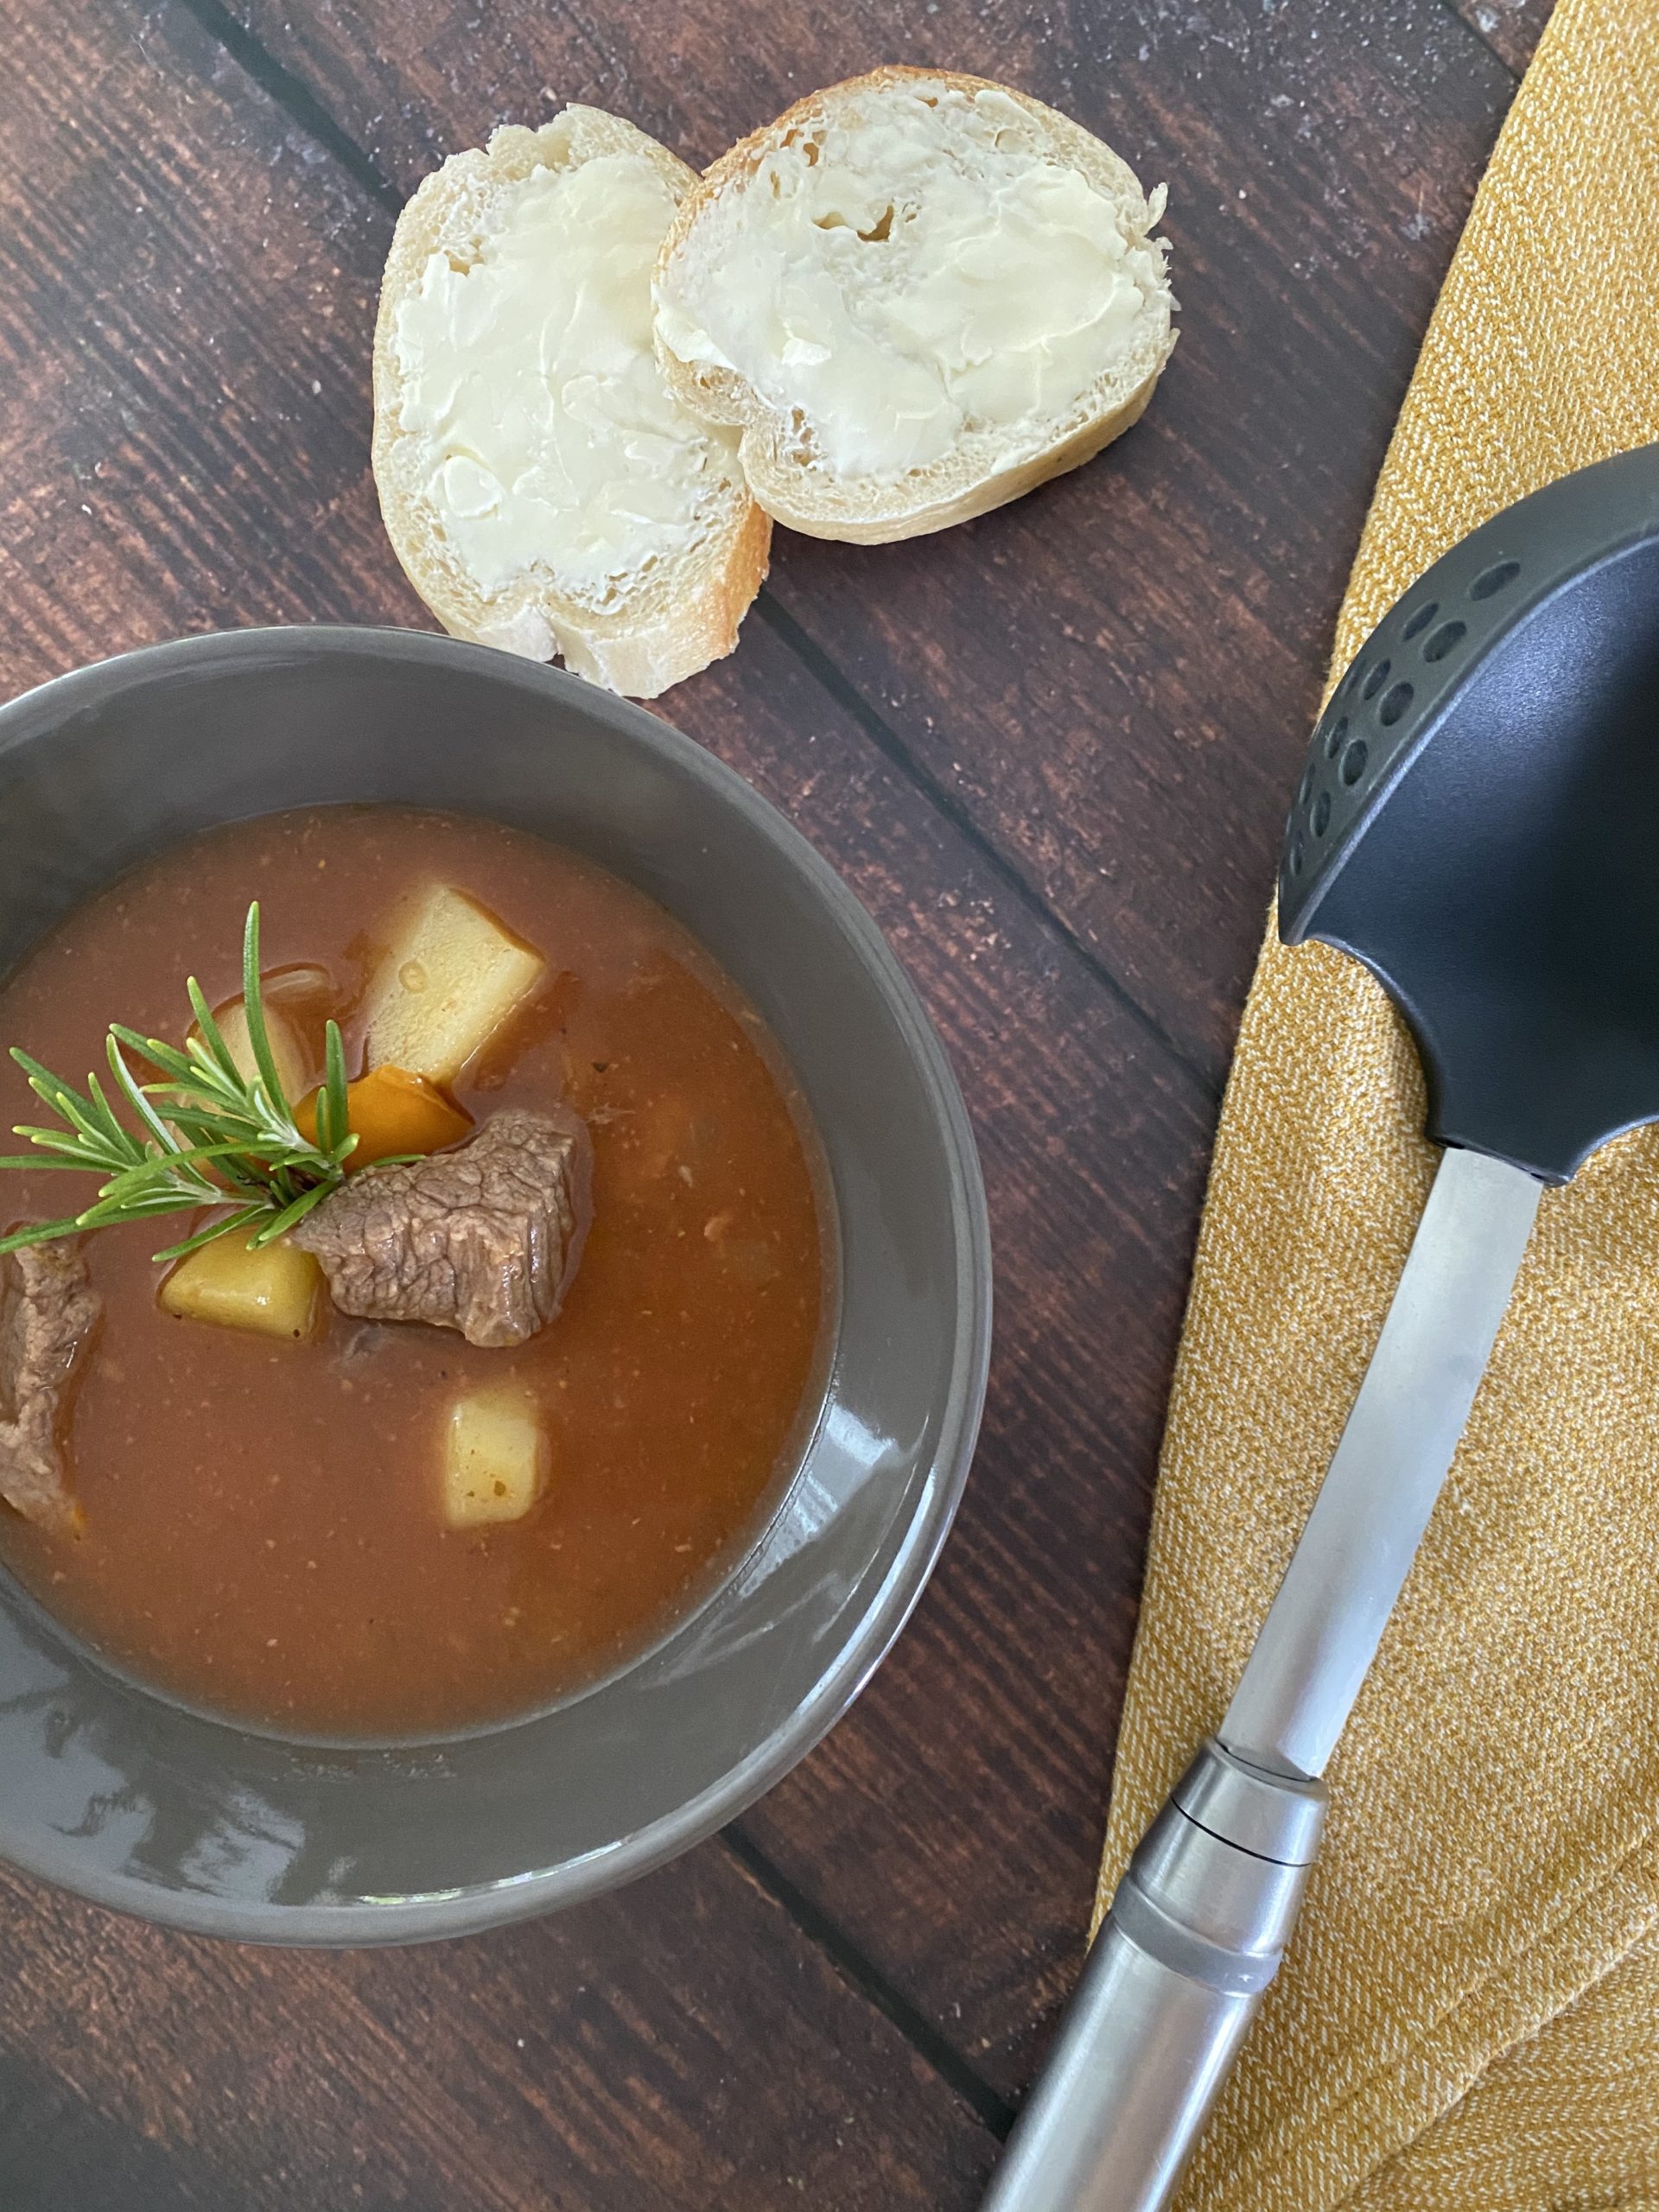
0, 625, 994, 1941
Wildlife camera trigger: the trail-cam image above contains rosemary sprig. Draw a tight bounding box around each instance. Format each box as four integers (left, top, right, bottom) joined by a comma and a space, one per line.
0, 903, 357, 1263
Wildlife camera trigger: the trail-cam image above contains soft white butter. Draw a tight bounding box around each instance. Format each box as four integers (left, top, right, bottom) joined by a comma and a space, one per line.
394, 154, 732, 607
655, 86, 1162, 482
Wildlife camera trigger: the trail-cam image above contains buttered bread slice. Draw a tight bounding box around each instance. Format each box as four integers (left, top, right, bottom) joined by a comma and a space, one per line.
373, 110, 769, 696
653, 69, 1175, 544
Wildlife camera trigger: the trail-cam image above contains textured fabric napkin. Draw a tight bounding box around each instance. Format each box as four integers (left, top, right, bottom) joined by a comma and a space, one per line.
1096, 3, 1659, 2205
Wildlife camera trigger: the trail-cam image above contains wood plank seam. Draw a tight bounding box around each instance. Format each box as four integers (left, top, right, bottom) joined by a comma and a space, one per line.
753, 595, 1223, 1102
166, 0, 1226, 1107
1437, 0, 1533, 79
175, 0, 404, 215
723, 1827, 1020, 2141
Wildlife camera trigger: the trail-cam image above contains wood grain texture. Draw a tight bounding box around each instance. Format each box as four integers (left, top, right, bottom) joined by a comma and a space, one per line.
0, 1853, 997, 2211
0, 0, 1217, 2164
1450, 0, 1553, 77
221, 0, 1520, 1089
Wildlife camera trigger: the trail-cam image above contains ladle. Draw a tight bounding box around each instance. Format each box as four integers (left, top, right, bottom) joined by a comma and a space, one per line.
982, 442, 1659, 2212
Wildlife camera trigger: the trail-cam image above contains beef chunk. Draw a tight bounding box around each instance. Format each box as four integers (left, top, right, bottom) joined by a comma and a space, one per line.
294, 1108, 592, 1348
0, 1238, 100, 1534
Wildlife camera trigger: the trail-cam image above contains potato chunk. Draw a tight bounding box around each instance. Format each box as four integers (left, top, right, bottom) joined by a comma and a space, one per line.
442, 1390, 548, 1528
363, 887, 545, 1084
190, 994, 310, 1105
160, 1236, 325, 1342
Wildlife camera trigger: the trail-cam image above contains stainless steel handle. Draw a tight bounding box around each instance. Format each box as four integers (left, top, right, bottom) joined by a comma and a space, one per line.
982, 1149, 1543, 2212
983, 1925, 1255, 2212
982, 1745, 1325, 2212
1222, 1148, 1541, 1775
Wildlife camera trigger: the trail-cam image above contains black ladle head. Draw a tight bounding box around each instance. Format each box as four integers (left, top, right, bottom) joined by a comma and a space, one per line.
1279, 443, 1659, 1184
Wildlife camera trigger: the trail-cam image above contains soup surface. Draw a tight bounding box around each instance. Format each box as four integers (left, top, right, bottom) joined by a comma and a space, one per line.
0, 808, 828, 1736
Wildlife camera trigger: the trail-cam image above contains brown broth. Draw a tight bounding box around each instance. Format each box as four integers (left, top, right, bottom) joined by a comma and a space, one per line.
0, 808, 830, 1738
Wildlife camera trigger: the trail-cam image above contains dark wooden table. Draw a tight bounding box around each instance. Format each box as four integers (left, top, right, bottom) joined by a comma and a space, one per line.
0, 0, 1551, 2203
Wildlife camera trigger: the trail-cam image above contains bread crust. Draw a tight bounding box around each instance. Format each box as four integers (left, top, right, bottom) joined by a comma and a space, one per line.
373, 109, 770, 696
655, 67, 1174, 544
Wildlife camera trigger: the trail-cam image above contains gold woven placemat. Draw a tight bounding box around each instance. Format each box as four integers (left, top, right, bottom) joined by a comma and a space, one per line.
1097, 3, 1659, 2204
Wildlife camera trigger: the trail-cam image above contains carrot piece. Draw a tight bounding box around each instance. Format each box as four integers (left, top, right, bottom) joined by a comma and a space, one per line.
296, 1065, 473, 1170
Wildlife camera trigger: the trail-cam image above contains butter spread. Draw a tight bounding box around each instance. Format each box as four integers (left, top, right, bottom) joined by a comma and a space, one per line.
394, 154, 734, 607
655, 86, 1164, 482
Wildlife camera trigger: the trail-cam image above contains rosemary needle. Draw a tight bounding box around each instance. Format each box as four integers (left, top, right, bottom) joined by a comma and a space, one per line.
0, 903, 357, 1263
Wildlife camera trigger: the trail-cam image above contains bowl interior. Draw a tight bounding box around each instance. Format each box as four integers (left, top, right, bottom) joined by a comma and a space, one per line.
0, 628, 989, 1942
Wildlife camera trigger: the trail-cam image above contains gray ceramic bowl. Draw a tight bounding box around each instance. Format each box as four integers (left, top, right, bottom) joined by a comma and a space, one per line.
0, 626, 990, 1942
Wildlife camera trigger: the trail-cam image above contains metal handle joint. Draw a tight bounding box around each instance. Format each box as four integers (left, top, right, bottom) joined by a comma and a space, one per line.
1114, 1742, 1326, 1997
981, 1746, 1327, 2212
